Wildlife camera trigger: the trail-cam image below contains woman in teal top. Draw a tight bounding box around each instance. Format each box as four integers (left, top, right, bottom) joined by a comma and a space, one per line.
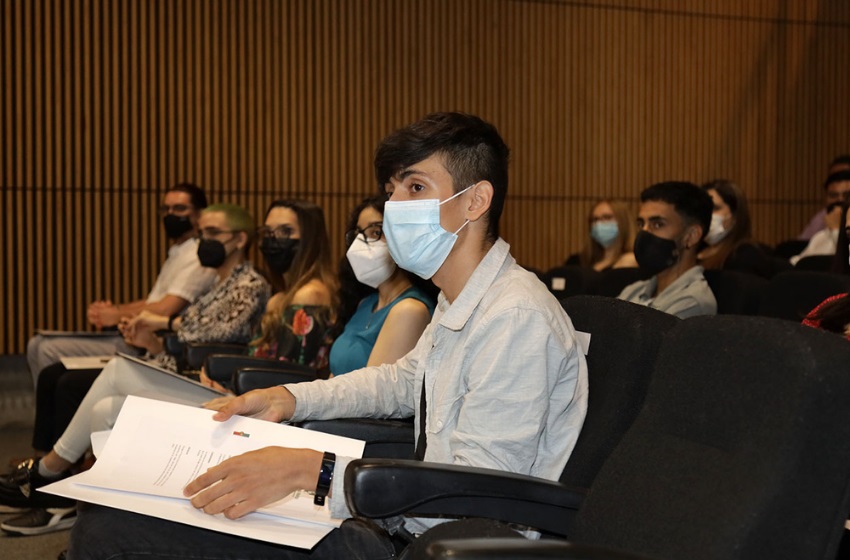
328, 196, 436, 375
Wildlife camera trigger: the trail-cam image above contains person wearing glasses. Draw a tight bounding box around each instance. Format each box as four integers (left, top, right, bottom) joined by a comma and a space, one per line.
25, 182, 217, 387
0, 204, 271, 536
329, 195, 435, 376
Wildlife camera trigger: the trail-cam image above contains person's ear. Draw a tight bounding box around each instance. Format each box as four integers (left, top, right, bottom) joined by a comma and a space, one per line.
465, 182, 493, 222
235, 231, 249, 251
683, 224, 702, 250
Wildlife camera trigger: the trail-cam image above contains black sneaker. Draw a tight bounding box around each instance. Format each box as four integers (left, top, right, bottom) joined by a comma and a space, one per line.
0, 459, 74, 509
0, 507, 77, 535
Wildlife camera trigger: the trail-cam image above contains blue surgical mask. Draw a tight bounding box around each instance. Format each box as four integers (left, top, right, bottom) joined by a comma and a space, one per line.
590, 221, 619, 248
383, 185, 473, 279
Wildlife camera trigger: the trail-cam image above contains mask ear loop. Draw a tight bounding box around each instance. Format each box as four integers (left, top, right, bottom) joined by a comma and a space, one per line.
438, 184, 476, 206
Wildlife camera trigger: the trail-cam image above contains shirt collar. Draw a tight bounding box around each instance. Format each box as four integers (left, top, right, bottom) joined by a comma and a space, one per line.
169, 236, 198, 256
640, 265, 705, 301
437, 238, 512, 331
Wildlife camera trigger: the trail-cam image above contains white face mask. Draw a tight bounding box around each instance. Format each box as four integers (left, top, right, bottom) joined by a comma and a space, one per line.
704, 213, 731, 246
346, 237, 396, 289
383, 185, 472, 279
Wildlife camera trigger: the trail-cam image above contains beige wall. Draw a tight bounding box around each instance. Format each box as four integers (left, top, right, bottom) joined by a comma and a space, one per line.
2, 0, 850, 353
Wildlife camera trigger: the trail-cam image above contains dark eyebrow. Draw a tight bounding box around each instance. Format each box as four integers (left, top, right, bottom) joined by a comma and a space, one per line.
397, 167, 427, 180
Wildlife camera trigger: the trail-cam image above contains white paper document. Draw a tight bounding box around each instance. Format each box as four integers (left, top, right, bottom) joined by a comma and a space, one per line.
59, 356, 114, 370
41, 396, 365, 549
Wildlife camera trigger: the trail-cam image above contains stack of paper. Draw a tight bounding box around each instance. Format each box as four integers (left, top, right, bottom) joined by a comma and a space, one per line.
42, 396, 365, 550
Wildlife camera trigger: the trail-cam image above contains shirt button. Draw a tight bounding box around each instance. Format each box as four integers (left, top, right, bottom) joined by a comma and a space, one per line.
436, 420, 443, 429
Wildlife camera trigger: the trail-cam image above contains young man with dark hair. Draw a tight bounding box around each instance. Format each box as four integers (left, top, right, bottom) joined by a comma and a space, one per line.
618, 181, 717, 319
26, 182, 217, 387
793, 171, 850, 262
799, 157, 850, 240
67, 113, 589, 559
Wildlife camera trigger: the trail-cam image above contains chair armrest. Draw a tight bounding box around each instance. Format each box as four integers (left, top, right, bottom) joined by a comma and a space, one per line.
426, 539, 658, 560
299, 418, 415, 459
161, 333, 185, 358
205, 354, 315, 385
344, 459, 584, 537
234, 365, 318, 394
183, 343, 246, 372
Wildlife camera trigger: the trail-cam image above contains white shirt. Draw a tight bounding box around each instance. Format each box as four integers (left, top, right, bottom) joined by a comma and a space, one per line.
145, 237, 217, 304
287, 239, 589, 524
790, 228, 838, 265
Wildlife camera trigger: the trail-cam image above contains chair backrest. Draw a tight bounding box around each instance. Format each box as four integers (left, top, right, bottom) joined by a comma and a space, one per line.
571, 315, 850, 560
541, 266, 600, 300
758, 270, 850, 321
587, 268, 651, 298
795, 254, 835, 272
233, 365, 317, 394
774, 238, 809, 260
559, 296, 679, 489
703, 269, 769, 315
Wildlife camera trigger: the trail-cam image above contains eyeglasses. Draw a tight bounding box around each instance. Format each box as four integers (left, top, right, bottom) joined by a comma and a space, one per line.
257, 225, 296, 240
158, 204, 193, 216
198, 228, 239, 240
345, 223, 384, 246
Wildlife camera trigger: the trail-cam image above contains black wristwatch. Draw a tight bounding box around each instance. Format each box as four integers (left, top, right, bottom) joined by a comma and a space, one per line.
313, 451, 336, 506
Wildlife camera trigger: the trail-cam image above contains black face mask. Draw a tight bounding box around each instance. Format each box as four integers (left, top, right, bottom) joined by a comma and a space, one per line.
260, 237, 299, 276
197, 239, 228, 268
163, 214, 194, 240
633, 230, 679, 276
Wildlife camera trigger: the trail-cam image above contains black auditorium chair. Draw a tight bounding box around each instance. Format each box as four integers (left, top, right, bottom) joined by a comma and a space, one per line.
557, 296, 678, 491
587, 268, 651, 298
794, 254, 834, 272
758, 270, 850, 321
204, 354, 320, 392
540, 266, 600, 300
345, 316, 850, 560
703, 269, 769, 315
773, 239, 808, 260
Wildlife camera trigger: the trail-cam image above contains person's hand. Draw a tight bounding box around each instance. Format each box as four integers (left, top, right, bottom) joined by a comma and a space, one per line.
210, 386, 297, 423
126, 310, 168, 333
119, 314, 162, 354
826, 203, 843, 230
202, 394, 238, 411
843, 323, 850, 338
87, 300, 120, 328
183, 446, 322, 519
199, 368, 232, 396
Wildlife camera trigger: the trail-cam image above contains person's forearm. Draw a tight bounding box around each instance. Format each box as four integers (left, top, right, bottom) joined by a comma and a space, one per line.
116, 300, 146, 317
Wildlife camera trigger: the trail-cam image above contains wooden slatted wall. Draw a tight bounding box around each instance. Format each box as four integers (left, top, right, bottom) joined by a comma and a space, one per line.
2, 0, 850, 354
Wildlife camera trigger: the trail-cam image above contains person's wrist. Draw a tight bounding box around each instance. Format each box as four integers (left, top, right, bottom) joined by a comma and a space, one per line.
312, 451, 336, 506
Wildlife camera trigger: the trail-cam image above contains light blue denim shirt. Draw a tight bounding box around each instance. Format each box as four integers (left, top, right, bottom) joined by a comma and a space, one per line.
287, 238, 589, 524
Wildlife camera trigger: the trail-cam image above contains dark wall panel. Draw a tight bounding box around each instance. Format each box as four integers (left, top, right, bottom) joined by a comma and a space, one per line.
2, 0, 849, 353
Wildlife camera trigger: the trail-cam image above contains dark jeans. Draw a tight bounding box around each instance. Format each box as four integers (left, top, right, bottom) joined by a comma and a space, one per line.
68, 503, 398, 560
67, 504, 524, 560
32, 364, 101, 452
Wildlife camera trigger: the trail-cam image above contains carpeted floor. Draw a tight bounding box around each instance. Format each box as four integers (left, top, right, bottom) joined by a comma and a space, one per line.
0, 355, 70, 560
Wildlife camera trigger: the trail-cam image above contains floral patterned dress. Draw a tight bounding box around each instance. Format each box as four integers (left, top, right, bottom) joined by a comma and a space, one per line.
249, 304, 334, 375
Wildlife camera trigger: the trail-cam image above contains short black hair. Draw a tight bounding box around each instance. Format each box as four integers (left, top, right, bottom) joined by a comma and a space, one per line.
374, 112, 510, 242
824, 170, 850, 190
640, 181, 713, 241
829, 154, 850, 169
166, 182, 208, 209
